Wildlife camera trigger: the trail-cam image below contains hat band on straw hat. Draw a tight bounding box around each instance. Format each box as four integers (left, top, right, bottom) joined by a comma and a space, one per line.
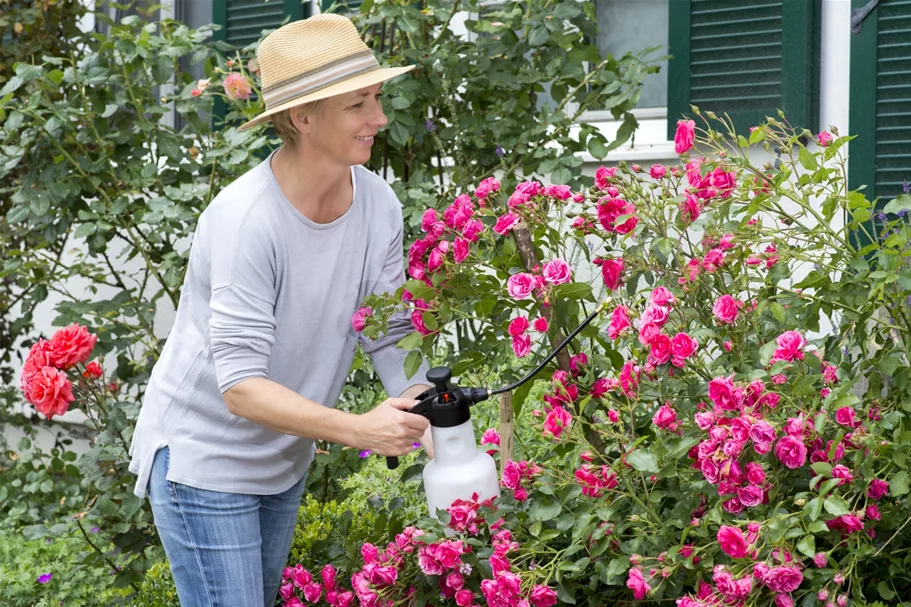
261, 49, 380, 110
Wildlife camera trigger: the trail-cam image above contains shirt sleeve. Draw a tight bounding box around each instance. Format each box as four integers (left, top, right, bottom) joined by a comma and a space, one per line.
207, 213, 278, 394
358, 206, 431, 397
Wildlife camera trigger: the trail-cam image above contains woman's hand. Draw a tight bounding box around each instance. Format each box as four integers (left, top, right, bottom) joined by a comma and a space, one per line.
354, 397, 430, 456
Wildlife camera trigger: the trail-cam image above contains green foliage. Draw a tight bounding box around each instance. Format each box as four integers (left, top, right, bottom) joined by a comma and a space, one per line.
131, 561, 180, 607
0, 527, 130, 607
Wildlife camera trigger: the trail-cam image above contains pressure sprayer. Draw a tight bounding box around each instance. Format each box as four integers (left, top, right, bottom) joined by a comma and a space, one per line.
386, 301, 607, 518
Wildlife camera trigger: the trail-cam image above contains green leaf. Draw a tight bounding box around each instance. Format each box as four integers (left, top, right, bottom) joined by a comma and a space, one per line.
0, 76, 22, 97
626, 449, 659, 474
531, 499, 561, 521
396, 331, 424, 351
890, 471, 909, 496
878, 581, 896, 601
554, 282, 593, 301
823, 495, 850, 516
528, 26, 549, 46
797, 534, 816, 558
404, 350, 422, 380
749, 127, 766, 144
421, 311, 438, 331
883, 194, 911, 215
770, 302, 786, 323
391, 97, 410, 110
803, 497, 822, 521
587, 137, 607, 160
102, 103, 119, 118
799, 146, 818, 171
759, 340, 778, 365
810, 462, 833, 476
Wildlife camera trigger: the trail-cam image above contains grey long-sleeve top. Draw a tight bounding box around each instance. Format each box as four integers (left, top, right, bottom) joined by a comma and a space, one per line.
128, 152, 429, 498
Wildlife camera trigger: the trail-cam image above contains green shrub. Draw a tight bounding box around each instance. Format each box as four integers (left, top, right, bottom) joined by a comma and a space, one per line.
130, 561, 179, 607
0, 527, 129, 607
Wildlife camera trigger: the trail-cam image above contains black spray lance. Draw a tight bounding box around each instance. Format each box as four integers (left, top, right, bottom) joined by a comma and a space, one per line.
386, 302, 606, 517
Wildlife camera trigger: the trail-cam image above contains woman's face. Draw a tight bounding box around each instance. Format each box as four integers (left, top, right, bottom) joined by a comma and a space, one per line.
306, 82, 388, 167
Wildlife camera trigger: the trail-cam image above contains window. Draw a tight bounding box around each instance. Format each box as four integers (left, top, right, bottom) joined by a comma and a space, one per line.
666, 0, 820, 139
849, 0, 911, 206
213, 0, 308, 49
595, 0, 669, 109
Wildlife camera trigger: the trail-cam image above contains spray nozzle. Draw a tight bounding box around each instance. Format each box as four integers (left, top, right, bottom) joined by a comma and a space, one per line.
384, 300, 609, 470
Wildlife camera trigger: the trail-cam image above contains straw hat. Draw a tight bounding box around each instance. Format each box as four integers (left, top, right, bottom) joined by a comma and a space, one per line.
238, 14, 415, 131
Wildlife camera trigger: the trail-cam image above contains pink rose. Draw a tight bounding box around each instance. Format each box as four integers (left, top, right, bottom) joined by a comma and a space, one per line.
512, 334, 531, 358
817, 131, 833, 147
320, 564, 336, 590
703, 248, 725, 272
507, 273, 536, 299
813, 553, 827, 568
351, 307, 372, 332
493, 212, 520, 235
835, 407, 860, 428
475, 177, 500, 199
626, 567, 651, 600
508, 316, 529, 337
530, 584, 558, 607
771, 330, 806, 362
47, 323, 98, 369
453, 237, 470, 263
23, 367, 75, 420
679, 257, 701, 284
501, 460, 522, 489
421, 208, 438, 232
543, 184, 573, 200
436, 540, 467, 569
594, 165, 616, 190
679, 193, 701, 223
652, 404, 678, 431
750, 420, 776, 446
462, 218, 484, 242
708, 376, 743, 411
543, 258, 572, 285
223, 72, 252, 100
619, 361, 639, 396
598, 197, 638, 234
675, 119, 696, 154
866, 504, 881, 521
641, 304, 670, 327
411, 310, 433, 336
764, 566, 804, 593
745, 462, 766, 484
598, 257, 625, 290
303, 582, 323, 602
712, 295, 740, 324
832, 464, 853, 485
826, 515, 864, 535
543, 406, 572, 439
455, 589, 475, 607
649, 164, 667, 179
569, 352, 588, 375
648, 334, 673, 366
417, 546, 444, 575
607, 305, 631, 339
638, 322, 661, 346
717, 525, 749, 558
776, 594, 795, 607
774, 436, 808, 469
427, 243, 447, 273
650, 287, 676, 307
361, 544, 379, 565
671, 332, 698, 361
737, 485, 764, 508
868, 479, 889, 500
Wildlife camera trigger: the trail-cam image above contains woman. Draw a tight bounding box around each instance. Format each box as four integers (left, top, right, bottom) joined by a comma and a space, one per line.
128, 14, 433, 606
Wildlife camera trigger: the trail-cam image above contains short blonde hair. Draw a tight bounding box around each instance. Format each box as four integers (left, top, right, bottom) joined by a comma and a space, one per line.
270, 100, 324, 145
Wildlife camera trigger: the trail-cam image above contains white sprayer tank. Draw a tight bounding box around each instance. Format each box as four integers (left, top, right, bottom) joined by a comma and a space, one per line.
423, 420, 501, 518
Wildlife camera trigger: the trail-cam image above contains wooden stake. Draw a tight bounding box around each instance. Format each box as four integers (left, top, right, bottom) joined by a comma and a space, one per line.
498, 391, 514, 480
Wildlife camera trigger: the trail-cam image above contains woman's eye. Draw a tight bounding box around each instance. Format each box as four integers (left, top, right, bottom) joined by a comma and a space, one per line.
352, 102, 363, 109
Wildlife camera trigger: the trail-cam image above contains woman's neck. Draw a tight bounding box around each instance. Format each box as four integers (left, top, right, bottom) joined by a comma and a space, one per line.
270, 143, 353, 224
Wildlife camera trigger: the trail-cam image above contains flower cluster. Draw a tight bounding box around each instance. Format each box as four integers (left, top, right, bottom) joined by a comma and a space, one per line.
20, 324, 99, 419
280, 564, 354, 607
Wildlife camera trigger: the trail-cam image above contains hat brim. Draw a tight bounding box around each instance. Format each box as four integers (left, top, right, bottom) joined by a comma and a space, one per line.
238, 64, 416, 131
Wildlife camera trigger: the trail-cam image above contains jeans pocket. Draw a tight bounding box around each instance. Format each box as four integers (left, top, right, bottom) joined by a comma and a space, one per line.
163, 448, 179, 504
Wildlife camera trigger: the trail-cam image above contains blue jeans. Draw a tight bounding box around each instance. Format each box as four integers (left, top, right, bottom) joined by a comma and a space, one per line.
148, 447, 307, 607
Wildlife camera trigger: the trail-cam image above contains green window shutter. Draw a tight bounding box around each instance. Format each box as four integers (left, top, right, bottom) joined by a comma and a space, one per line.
849, 0, 911, 206
213, 0, 308, 48
667, 0, 820, 138
321, 0, 364, 15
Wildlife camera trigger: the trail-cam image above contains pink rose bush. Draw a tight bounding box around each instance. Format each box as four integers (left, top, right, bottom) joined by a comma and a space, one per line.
349, 116, 911, 603
20, 324, 106, 420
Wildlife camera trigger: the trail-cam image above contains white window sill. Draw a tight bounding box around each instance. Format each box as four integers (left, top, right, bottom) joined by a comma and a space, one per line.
574, 106, 678, 164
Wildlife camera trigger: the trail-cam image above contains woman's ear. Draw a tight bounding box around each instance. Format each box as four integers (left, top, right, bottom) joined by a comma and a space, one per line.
289, 106, 312, 137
